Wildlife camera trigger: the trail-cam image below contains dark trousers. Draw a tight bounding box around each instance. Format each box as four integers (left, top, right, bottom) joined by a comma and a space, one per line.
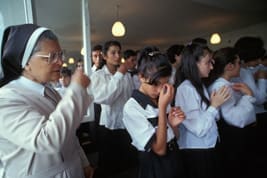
180, 145, 221, 178
253, 112, 267, 178
94, 126, 138, 178
217, 119, 259, 178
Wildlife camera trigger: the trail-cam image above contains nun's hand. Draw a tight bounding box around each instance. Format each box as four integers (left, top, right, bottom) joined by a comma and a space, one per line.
72, 68, 90, 88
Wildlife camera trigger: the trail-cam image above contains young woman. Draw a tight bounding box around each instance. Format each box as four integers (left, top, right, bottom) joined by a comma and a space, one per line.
174, 44, 230, 178
166, 44, 184, 85
208, 47, 256, 178
123, 46, 185, 178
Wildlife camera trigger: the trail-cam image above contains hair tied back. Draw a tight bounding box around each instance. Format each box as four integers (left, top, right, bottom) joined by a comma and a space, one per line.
148, 51, 161, 57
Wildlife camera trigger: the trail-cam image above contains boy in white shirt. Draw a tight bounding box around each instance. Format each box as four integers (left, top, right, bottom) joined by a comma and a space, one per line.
90, 40, 137, 177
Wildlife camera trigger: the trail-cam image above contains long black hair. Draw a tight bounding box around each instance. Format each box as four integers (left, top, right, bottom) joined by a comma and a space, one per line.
174, 44, 210, 107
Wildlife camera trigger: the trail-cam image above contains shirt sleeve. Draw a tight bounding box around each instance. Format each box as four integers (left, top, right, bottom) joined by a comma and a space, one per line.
221, 95, 256, 127
123, 99, 156, 151
210, 81, 256, 128
240, 69, 267, 104
175, 84, 218, 137
0, 83, 92, 154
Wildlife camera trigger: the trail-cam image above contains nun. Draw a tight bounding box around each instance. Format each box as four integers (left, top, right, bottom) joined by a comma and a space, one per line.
0, 24, 93, 178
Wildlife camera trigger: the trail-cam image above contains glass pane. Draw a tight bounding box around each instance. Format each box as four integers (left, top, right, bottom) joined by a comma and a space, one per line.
32, 0, 83, 71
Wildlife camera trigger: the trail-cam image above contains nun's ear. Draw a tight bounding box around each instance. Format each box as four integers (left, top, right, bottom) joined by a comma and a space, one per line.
24, 62, 31, 72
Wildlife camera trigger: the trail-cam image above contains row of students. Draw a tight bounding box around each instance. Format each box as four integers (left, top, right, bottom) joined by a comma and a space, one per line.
123, 42, 266, 178
89, 39, 266, 177
122, 43, 231, 178
1, 23, 266, 178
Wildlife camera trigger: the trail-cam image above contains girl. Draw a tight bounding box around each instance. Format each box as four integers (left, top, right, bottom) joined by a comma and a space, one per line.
174, 44, 230, 178
208, 47, 256, 178
123, 46, 185, 178
166, 44, 184, 85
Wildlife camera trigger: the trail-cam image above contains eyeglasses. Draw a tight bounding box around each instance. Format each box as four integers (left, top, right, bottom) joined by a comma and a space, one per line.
34, 51, 65, 64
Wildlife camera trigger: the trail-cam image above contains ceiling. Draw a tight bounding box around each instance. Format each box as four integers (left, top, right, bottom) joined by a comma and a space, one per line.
33, 0, 267, 59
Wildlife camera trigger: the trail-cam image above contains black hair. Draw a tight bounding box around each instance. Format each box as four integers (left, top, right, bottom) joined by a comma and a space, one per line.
60, 67, 72, 77
191, 37, 208, 47
92, 44, 102, 51
103, 40, 121, 56
174, 43, 210, 107
123, 49, 137, 59
166, 44, 184, 64
137, 46, 172, 85
75, 58, 84, 68
77, 58, 83, 63
207, 47, 238, 86
91, 45, 104, 67
234, 36, 266, 62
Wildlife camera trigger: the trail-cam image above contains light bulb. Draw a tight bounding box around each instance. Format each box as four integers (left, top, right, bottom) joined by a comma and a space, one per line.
68, 57, 75, 64
112, 21, 126, 37
210, 33, 221, 44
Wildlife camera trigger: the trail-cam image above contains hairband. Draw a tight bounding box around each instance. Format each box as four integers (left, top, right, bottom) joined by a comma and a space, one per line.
148, 51, 161, 57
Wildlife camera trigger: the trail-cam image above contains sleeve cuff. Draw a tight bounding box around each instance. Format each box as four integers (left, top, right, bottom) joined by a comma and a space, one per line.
207, 106, 218, 118
243, 95, 257, 103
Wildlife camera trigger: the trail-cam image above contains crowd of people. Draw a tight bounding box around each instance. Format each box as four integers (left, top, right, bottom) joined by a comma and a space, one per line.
0, 23, 266, 178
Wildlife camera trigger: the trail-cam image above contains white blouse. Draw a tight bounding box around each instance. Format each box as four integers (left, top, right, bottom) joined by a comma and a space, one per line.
232, 67, 266, 114
175, 80, 219, 149
123, 90, 175, 151
209, 77, 256, 128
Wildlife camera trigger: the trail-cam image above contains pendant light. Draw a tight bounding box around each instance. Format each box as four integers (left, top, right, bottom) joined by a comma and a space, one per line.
210, 33, 221, 44
68, 57, 75, 64
112, 4, 126, 37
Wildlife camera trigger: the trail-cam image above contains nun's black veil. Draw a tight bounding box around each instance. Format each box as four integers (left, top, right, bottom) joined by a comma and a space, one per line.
0, 24, 40, 87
